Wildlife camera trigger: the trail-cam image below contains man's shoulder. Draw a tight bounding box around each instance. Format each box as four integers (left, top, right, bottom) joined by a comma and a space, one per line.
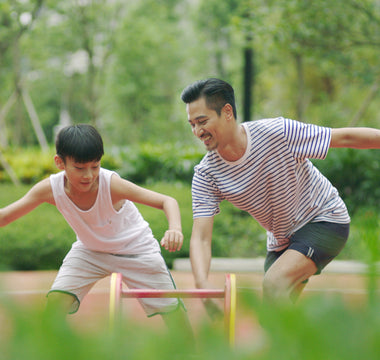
244, 116, 285, 128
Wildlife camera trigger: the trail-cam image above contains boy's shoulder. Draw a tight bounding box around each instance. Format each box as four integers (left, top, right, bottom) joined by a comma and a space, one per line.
31, 177, 55, 205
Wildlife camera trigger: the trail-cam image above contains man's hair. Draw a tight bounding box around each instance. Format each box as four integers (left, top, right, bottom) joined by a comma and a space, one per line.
55, 124, 104, 163
180, 78, 237, 118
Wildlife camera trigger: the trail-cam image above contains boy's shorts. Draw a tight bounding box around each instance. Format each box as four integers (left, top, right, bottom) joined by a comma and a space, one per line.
264, 221, 350, 275
47, 247, 184, 316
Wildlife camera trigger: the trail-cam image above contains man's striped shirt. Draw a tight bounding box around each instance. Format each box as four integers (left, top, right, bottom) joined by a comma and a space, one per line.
192, 117, 350, 251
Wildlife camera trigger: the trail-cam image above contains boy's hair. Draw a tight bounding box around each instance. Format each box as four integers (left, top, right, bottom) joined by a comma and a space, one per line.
180, 78, 237, 119
56, 124, 104, 163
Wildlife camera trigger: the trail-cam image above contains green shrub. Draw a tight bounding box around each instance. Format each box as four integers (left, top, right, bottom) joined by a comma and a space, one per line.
1, 182, 380, 271
0, 143, 204, 185
312, 148, 380, 214
1, 144, 380, 270
1, 286, 380, 359
111, 142, 204, 184
3, 145, 380, 217
0, 184, 73, 271
0, 148, 57, 184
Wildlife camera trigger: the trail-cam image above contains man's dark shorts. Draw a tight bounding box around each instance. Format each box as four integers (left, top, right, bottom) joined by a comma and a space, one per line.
264, 221, 350, 275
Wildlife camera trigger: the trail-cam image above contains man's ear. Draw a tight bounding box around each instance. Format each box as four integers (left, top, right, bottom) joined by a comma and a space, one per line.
223, 103, 234, 121
54, 155, 65, 170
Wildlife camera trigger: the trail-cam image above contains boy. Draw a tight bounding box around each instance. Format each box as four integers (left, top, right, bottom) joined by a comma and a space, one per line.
0, 124, 191, 332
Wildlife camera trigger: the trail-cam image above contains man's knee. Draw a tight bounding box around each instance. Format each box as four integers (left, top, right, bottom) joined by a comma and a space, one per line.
262, 272, 290, 301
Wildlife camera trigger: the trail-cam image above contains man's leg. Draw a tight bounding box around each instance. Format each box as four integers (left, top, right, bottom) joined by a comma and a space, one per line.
262, 249, 317, 303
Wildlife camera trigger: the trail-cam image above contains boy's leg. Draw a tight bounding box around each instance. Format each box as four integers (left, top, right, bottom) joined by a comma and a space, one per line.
161, 307, 195, 343
47, 247, 110, 315
115, 253, 194, 340
45, 292, 77, 319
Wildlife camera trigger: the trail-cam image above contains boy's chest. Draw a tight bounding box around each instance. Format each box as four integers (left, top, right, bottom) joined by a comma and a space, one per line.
65, 186, 99, 211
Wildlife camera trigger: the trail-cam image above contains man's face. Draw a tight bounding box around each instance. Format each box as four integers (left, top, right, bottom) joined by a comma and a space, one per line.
186, 97, 223, 151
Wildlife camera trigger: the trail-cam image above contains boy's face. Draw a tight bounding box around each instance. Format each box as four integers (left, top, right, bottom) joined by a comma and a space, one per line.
54, 155, 101, 194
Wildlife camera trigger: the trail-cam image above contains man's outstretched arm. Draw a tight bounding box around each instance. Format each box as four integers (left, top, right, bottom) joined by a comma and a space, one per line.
330, 127, 380, 149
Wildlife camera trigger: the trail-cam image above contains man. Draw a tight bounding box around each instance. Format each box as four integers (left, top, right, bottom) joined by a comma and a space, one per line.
181, 78, 380, 305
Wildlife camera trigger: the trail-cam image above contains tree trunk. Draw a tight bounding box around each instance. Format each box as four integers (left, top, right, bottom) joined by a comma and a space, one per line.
0, 91, 17, 148
22, 89, 49, 152
294, 53, 305, 121
349, 77, 380, 126
243, 45, 254, 122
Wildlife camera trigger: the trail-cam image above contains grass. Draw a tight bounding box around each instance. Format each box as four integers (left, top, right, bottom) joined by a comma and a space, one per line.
1, 285, 380, 359
0, 182, 379, 270
1, 183, 380, 359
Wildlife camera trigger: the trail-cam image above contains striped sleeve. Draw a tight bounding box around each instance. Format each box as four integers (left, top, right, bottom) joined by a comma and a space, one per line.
191, 166, 224, 218
283, 118, 331, 161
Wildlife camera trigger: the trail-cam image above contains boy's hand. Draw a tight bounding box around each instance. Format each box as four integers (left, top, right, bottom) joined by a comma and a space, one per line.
160, 229, 184, 252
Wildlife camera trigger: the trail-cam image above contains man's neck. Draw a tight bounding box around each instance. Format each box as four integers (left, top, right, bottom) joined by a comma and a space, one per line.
217, 124, 247, 162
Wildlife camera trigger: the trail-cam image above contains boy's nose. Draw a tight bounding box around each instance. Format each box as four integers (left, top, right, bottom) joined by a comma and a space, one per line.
82, 168, 92, 178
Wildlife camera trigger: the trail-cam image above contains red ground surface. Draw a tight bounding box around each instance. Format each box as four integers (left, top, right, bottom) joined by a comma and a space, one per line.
0, 269, 378, 348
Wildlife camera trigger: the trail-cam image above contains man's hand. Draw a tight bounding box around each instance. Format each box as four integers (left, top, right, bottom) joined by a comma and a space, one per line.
203, 298, 224, 320
160, 229, 184, 252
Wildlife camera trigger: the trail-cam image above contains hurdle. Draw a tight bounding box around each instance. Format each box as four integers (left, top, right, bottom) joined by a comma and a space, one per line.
109, 272, 237, 347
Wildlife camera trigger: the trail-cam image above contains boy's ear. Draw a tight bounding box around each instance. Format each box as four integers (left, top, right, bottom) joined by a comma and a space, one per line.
54, 155, 65, 170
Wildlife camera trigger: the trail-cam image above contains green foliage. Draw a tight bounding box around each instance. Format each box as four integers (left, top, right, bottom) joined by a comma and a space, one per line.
112, 143, 204, 184
1, 0, 379, 147
212, 201, 266, 258
257, 294, 380, 360
0, 184, 73, 271
0, 181, 267, 271
2, 144, 380, 270
0, 148, 57, 184
312, 148, 380, 214
1, 286, 380, 359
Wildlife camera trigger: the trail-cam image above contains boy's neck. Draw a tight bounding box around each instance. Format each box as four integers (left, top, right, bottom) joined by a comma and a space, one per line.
64, 176, 99, 211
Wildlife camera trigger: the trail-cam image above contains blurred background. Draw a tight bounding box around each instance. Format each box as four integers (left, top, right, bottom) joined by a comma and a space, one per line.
1, 0, 378, 147
0, 0, 379, 270
0, 3, 380, 358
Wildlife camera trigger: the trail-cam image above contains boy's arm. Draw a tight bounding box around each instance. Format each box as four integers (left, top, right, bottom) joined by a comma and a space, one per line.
330, 128, 380, 149
110, 175, 183, 252
0, 178, 54, 227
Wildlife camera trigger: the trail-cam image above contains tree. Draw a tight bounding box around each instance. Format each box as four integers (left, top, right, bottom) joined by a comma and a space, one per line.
273, 0, 380, 122
104, 0, 190, 144
0, 0, 47, 148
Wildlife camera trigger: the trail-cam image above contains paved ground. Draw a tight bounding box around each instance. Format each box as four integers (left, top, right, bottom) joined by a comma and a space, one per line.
0, 258, 379, 347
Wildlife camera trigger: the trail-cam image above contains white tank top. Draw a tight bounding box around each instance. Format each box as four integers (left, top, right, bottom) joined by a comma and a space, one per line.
50, 168, 160, 254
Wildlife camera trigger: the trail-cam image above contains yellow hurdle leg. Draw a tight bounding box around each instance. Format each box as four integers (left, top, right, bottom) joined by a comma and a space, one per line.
109, 272, 122, 330
224, 273, 237, 347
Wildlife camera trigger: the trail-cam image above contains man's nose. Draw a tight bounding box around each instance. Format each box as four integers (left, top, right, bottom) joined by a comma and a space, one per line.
193, 125, 203, 138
